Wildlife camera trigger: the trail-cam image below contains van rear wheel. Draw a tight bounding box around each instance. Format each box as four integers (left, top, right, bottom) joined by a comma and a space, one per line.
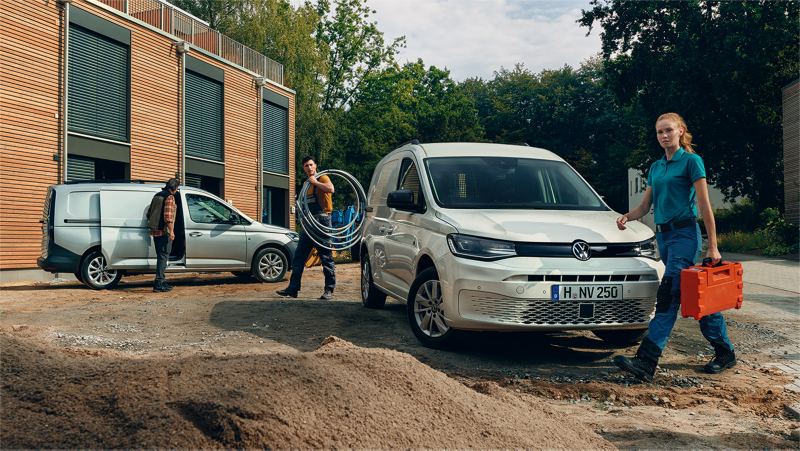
81, 251, 122, 290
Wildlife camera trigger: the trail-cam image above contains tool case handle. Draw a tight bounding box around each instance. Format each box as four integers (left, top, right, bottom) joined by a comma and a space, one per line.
701, 257, 724, 267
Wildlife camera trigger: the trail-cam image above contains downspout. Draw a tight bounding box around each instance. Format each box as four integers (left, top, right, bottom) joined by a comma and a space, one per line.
61, 0, 71, 183
180, 50, 185, 184
175, 41, 189, 183
258, 82, 263, 220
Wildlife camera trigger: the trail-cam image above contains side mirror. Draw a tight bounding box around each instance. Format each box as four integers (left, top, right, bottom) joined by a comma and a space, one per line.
228, 212, 240, 224
387, 189, 421, 212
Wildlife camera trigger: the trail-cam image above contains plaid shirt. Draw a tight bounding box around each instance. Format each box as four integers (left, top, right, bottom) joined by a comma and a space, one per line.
150, 194, 176, 237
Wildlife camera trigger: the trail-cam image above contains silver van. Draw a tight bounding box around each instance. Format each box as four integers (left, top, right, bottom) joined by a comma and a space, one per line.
358, 142, 665, 349
38, 181, 298, 289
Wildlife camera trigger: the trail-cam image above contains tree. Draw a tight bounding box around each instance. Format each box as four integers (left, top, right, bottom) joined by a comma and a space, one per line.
314, 0, 406, 111
579, 0, 799, 209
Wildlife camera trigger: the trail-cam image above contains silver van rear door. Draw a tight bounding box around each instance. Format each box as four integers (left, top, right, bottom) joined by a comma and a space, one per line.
100, 188, 157, 270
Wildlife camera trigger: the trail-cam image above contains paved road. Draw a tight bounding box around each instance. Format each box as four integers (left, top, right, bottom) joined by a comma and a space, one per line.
721, 252, 800, 392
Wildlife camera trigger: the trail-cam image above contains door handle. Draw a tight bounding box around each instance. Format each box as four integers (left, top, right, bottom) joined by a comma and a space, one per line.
189, 232, 203, 237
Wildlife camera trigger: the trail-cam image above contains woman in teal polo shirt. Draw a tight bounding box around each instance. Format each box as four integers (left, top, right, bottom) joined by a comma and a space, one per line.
613, 112, 736, 382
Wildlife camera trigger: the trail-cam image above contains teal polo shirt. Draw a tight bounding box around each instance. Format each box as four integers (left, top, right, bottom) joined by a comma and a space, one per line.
646, 148, 706, 225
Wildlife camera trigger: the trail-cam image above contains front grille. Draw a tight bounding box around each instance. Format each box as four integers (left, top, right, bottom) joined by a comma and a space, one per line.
464, 295, 656, 326
529, 274, 649, 282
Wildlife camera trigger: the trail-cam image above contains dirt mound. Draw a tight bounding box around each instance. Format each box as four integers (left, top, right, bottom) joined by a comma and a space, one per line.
1, 334, 613, 449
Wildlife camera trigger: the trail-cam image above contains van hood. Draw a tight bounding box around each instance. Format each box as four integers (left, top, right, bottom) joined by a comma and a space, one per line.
253, 222, 295, 234
437, 209, 655, 243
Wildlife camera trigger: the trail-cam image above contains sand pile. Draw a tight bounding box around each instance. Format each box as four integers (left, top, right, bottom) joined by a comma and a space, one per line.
1, 334, 613, 449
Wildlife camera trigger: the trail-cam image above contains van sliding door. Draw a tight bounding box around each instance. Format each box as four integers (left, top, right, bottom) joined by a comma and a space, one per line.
100, 188, 157, 270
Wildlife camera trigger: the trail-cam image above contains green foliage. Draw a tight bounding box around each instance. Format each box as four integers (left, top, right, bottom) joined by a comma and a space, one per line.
580, 0, 799, 210
699, 200, 761, 234
717, 230, 773, 253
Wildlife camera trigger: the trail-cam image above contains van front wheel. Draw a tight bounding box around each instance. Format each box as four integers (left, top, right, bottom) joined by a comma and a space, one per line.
253, 248, 287, 283
81, 251, 122, 290
407, 267, 461, 349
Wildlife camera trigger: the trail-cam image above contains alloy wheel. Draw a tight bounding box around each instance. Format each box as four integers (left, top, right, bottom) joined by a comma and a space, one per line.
258, 251, 284, 282
412, 279, 449, 337
86, 255, 118, 286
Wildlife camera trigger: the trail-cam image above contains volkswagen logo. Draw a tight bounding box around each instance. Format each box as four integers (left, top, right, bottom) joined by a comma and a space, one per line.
572, 241, 591, 261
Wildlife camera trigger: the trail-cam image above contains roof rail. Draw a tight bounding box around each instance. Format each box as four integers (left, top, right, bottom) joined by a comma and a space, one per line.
393, 139, 420, 151
64, 179, 167, 185
514, 142, 530, 147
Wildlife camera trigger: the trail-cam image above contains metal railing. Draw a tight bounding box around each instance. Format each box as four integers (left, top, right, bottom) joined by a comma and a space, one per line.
102, 0, 284, 85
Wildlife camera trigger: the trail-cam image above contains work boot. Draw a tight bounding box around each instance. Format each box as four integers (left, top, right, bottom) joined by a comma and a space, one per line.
613, 352, 657, 382
704, 351, 736, 374
319, 290, 334, 300
276, 288, 298, 298
153, 282, 173, 293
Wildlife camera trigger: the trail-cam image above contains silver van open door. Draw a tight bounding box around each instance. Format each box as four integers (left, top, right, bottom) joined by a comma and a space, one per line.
100, 187, 158, 270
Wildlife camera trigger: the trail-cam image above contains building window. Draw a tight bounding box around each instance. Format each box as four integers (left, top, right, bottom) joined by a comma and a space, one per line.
263, 186, 287, 227
262, 100, 288, 175
67, 155, 127, 182
185, 71, 223, 162
185, 173, 222, 197
68, 24, 129, 142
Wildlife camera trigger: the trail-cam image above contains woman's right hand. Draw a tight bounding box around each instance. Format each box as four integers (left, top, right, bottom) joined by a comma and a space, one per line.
616, 215, 629, 230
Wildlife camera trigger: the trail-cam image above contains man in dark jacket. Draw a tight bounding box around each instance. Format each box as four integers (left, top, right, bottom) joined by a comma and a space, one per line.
147, 178, 179, 292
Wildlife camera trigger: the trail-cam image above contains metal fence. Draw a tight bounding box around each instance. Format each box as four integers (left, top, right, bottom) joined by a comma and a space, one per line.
101, 0, 284, 85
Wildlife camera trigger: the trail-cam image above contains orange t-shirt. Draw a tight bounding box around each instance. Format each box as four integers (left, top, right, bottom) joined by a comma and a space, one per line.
308, 174, 333, 214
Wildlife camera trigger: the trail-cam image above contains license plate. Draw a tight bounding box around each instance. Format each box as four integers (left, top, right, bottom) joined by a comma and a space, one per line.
551, 284, 622, 301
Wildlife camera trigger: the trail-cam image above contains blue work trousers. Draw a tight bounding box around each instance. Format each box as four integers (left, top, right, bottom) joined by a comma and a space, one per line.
287, 216, 336, 293
641, 222, 734, 361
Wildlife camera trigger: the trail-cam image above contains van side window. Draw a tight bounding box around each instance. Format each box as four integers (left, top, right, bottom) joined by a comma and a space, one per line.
398, 158, 422, 204
186, 194, 234, 224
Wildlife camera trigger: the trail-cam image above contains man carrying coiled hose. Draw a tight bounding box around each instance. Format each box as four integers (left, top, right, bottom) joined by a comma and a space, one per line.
277, 156, 336, 300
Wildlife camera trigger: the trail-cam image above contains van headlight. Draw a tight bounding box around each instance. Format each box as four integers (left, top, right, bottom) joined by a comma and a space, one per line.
446, 234, 517, 260
286, 232, 300, 242
635, 237, 659, 261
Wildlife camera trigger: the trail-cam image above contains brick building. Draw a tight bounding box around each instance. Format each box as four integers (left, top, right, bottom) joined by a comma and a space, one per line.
0, 0, 296, 282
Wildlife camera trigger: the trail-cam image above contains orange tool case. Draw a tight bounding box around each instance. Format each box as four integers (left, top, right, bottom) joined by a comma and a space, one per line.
680, 259, 744, 320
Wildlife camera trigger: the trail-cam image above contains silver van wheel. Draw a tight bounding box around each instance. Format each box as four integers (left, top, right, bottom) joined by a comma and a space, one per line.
412, 279, 448, 337
253, 248, 287, 283
407, 267, 461, 349
81, 251, 122, 290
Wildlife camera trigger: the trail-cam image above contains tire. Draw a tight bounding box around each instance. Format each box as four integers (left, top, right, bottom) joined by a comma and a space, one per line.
80, 251, 122, 290
252, 248, 287, 283
231, 271, 253, 279
350, 244, 361, 262
74, 271, 85, 285
592, 328, 649, 346
361, 254, 386, 309
407, 267, 461, 349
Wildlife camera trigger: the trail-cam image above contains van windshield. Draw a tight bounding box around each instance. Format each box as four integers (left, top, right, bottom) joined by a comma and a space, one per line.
424, 157, 606, 210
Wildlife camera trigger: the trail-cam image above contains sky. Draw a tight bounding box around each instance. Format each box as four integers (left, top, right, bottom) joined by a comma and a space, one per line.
367, 0, 602, 81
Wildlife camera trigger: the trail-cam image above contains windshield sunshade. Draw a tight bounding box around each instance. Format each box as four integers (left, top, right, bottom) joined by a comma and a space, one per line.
424, 157, 606, 210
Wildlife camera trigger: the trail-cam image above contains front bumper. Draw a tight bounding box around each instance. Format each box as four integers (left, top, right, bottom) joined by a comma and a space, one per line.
436, 253, 664, 331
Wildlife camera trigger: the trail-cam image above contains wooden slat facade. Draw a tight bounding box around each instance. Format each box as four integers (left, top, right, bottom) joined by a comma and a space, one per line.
0, 0, 295, 271
782, 79, 799, 226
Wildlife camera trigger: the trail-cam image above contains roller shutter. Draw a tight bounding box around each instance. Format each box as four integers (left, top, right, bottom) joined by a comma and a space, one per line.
185, 174, 202, 188
68, 24, 129, 142
67, 156, 96, 182
262, 101, 288, 175
186, 71, 223, 161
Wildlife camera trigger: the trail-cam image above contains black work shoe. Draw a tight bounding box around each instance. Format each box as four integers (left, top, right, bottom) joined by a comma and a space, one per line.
613, 352, 657, 382
276, 288, 298, 298
153, 283, 173, 293
705, 351, 736, 374
319, 290, 334, 300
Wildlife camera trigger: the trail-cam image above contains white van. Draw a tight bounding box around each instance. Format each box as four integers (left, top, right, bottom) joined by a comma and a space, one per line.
38, 181, 298, 289
358, 142, 665, 349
